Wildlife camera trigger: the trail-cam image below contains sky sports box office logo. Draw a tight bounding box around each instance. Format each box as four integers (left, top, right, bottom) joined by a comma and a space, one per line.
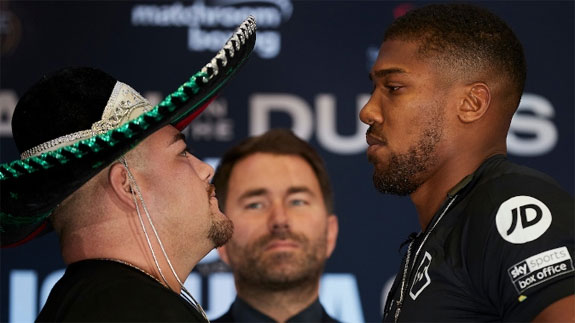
508, 246, 574, 294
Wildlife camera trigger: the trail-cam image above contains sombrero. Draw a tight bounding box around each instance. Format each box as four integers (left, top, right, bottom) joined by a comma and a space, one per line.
0, 16, 256, 247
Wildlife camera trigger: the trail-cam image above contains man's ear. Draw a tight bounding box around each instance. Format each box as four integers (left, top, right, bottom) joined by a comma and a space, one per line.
325, 214, 339, 259
109, 162, 136, 209
458, 82, 491, 123
217, 245, 230, 265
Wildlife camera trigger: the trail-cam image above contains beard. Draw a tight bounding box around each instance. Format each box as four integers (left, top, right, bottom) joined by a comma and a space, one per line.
227, 230, 327, 291
208, 213, 234, 248
369, 110, 444, 196
207, 184, 234, 247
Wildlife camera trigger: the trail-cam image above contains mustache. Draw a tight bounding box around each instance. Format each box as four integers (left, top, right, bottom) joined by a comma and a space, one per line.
253, 230, 307, 250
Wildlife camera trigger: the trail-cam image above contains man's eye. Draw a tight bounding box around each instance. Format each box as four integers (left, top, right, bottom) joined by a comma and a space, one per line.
245, 202, 263, 210
289, 199, 308, 207
180, 149, 188, 157
386, 85, 401, 92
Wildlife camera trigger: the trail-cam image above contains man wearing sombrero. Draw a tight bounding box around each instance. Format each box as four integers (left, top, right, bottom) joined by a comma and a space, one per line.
1, 16, 256, 322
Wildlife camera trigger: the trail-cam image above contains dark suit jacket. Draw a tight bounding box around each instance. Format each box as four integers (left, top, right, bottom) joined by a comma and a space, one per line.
212, 297, 338, 323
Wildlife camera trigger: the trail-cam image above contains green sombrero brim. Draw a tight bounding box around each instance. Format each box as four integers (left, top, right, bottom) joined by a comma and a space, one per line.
0, 16, 256, 247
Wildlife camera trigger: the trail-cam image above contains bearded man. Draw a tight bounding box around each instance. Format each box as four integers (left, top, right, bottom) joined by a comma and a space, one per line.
212, 129, 339, 322
360, 3, 574, 322
0, 17, 255, 321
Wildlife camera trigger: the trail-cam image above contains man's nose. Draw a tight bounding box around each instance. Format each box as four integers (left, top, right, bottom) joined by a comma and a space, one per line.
359, 95, 383, 126
268, 203, 290, 233
193, 157, 215, 182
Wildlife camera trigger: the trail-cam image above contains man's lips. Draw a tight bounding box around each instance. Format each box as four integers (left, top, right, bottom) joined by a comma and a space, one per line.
265, 239, 299, 251
208, 184, 217, 198
366, 133, 388, 160
366, 134, 386, 146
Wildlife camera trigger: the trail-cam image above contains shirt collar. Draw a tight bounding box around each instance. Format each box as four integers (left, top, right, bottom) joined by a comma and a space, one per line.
231, 296, 325, 323
447, 154, 507, 198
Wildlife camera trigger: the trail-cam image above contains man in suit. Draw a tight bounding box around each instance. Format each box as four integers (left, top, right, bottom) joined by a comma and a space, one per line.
212, 129, 339, 322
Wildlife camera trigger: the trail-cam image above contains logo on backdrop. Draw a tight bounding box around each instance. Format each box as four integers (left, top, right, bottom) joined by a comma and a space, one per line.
409, 251, 432, 300
131, 0, 293, 59
495, 195, 552, 244
249, 93, 369, 154
186, 98, 234, 141
507, 94, 558, 156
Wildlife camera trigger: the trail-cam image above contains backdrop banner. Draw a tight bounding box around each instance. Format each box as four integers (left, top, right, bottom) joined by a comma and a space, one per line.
1, 1, 573, 322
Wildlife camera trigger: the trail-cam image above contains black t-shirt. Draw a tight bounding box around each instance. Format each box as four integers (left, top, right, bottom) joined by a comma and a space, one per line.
383, 155, 574, 322
37, 259, 208, 322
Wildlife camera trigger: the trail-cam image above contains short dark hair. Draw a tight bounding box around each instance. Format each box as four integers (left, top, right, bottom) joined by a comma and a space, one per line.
384, 3, 526, 107
213, 129, 334, 213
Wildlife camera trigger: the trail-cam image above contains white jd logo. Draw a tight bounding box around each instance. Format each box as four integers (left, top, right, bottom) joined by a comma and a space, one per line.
496, 196, 552, 244
409, 251, 432, 300
506, 204, 543, 235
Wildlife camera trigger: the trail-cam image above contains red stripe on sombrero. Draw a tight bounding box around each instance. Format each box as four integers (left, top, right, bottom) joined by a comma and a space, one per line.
174, 96, 218, 131
2, 221, 49, 248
